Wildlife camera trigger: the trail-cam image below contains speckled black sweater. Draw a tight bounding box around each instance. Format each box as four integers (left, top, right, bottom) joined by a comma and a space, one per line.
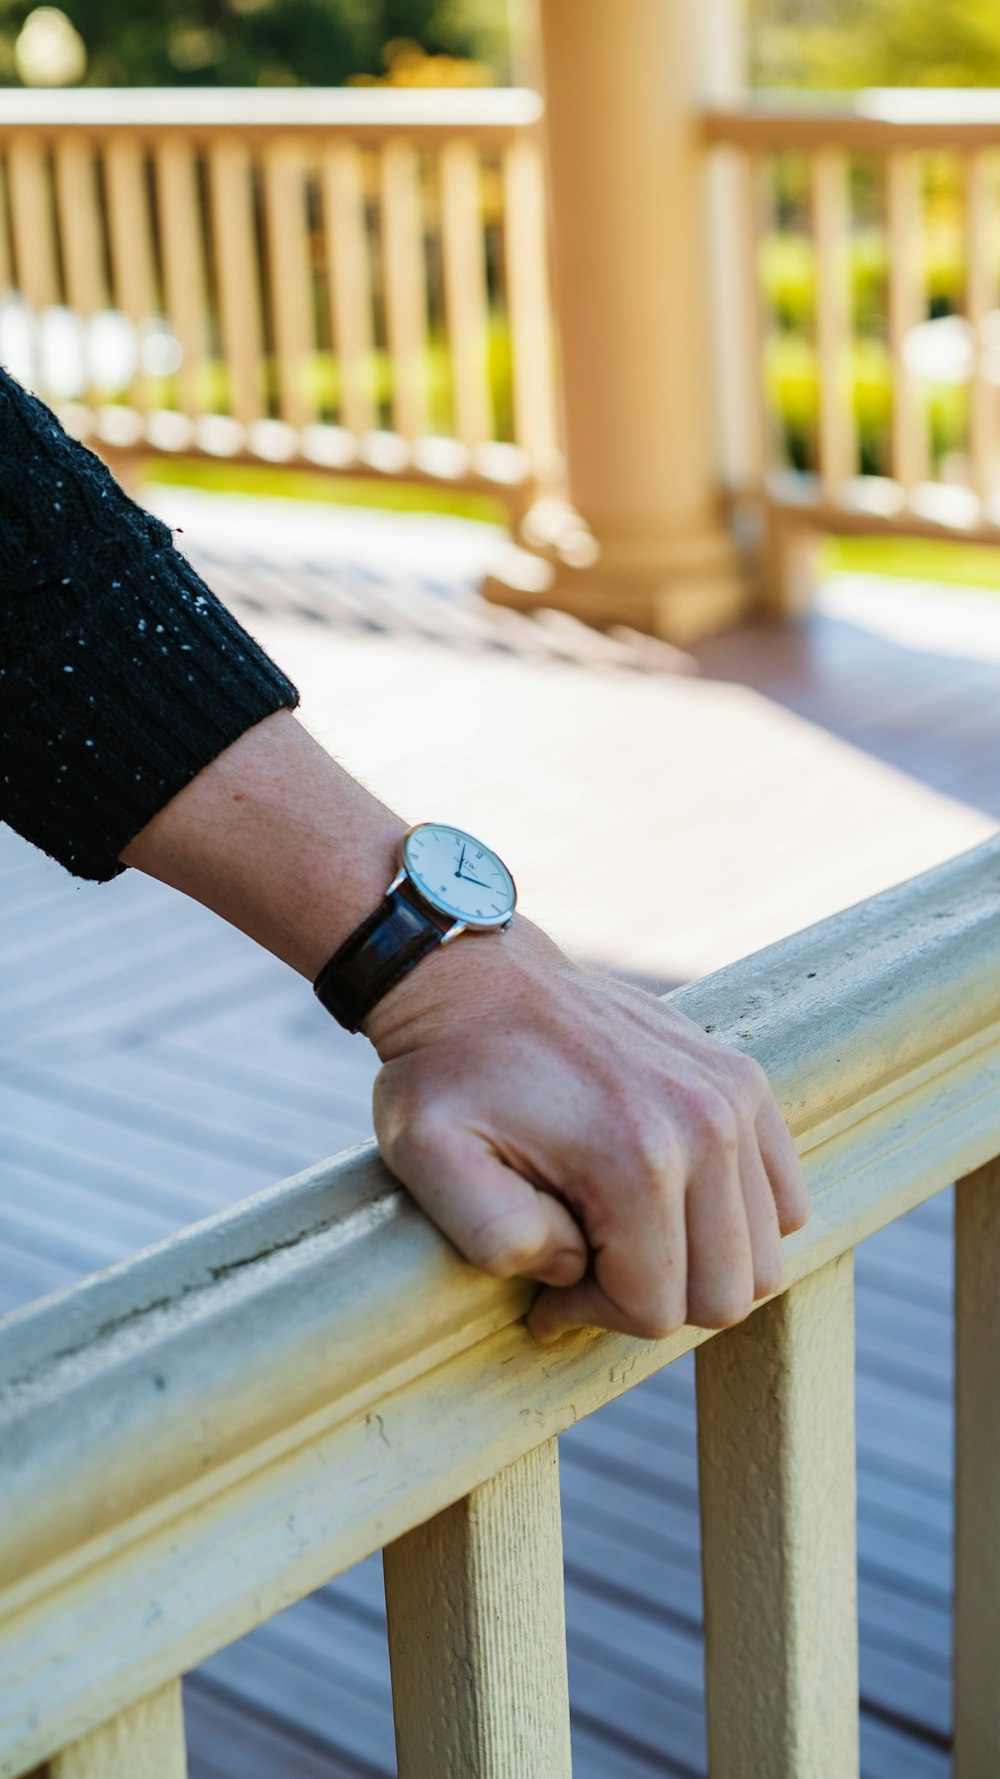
0, 368, 299, 881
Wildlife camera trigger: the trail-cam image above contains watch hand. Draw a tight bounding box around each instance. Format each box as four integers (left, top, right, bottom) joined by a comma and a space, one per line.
458, 873, 493, 890
456, 844, 467, 877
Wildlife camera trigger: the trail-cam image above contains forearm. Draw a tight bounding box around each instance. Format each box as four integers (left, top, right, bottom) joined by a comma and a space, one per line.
121, 709, 408, 982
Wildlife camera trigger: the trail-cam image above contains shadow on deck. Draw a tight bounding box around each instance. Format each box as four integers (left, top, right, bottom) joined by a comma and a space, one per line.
4, 496, 998, 1778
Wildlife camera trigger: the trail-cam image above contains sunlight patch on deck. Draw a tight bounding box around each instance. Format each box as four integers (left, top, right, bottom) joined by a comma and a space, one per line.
819, 571, 1000, 663
257, 613, 996, 984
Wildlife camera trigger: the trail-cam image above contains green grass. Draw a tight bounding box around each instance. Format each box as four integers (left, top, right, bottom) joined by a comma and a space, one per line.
822, 534, 1000, 590
139, 456, 510, 526
142, 457, 1000, 592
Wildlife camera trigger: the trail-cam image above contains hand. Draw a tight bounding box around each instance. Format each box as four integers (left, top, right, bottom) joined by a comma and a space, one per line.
367, 917, 810, 1344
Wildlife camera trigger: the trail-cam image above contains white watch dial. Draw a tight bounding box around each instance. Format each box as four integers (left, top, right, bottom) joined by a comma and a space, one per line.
402, 823, 517, 928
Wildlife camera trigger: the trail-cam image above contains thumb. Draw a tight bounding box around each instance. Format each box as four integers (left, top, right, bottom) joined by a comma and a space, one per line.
387, 1122, 589, 1289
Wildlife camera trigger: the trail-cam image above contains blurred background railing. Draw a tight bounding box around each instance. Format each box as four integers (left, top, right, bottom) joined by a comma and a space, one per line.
0, 88, 560, 508
8, 79, 1000, 629
704, 94, 1000, 606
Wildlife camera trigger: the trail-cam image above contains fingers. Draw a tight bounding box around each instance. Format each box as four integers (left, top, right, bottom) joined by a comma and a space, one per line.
387, 1117, 590, 1289
755, 1095, 811, 1233
531, 1136, 689, 1344
531, 1099, 796, 1346
529, 1274, 661, 1345
682, 1127, 756, 1330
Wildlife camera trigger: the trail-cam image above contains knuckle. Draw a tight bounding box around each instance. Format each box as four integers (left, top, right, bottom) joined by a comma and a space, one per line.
465, 1219, 541, 1281
753, 1257, 785, 1300
628, 1305, 686, 1343
682, 1084, 738, 1152
692, 1291, 754, 1331
394, 1100, 449, 1166
623, 1114, 681, 1185
735, 1053, 770, 1101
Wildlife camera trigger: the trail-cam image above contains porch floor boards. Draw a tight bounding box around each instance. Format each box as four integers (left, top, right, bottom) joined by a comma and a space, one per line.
4, 499, 999, 1778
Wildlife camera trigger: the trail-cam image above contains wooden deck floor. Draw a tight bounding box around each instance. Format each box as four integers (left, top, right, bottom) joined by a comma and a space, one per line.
3, 496, 999, 1778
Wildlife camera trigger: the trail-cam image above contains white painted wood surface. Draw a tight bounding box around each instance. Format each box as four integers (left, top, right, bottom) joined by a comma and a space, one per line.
384, 1440, 572, 1779
3, 838, 1000, 1773
48, 1682, 186, 1779
697, 1255, 859, 1777
953, 1156, 1000, 1779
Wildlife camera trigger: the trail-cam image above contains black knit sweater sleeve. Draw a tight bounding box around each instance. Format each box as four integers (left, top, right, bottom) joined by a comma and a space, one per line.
0, 369, 299, 881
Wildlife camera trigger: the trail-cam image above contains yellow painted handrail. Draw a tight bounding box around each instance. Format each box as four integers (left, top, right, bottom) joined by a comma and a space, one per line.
2, 836, 1000, 1774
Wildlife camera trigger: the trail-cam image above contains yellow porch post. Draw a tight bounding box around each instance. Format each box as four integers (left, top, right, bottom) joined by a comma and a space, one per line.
489, 0, 750, 644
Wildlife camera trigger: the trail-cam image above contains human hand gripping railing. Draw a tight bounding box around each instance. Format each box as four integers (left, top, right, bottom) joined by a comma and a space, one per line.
3, 837, 1000, 1778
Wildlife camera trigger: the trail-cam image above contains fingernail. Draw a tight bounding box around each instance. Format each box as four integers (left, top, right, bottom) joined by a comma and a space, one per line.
528, 1321, 563, 1346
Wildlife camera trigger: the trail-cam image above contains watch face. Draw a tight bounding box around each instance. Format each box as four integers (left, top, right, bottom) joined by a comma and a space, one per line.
402, 823, 517, 928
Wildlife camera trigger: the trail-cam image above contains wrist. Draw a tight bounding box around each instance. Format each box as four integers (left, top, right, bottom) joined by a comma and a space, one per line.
362, 913, 567, 1060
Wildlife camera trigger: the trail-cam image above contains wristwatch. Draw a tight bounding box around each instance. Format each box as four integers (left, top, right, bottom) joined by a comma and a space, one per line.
313, 821, 518, 1032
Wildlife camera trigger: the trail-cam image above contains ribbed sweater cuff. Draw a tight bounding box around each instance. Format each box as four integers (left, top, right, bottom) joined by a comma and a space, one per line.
1, 546, 299, 881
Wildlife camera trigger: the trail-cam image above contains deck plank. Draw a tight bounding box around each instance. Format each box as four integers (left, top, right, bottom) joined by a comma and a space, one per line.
4, 504, 997, 1777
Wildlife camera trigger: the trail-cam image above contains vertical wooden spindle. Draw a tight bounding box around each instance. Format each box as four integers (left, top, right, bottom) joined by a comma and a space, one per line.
697, 1254, 860, 1779
384, 1439, 573, 1779
813, 147, 856, 499
965, 151, 996, 510
954, 1158, 1000, 1779
104, 136, 158, 409
47, 1681, 186, 1779
886, 149, 928, 492
208, 138, 265, 428
54, 138, 105, 319
440, 139, 492, 448
0, 148, 14, 298
155, 137, 208, 417
7, 135, 59, 391
734, 148, 769, 495
501, 134, 558, 470
322, 140, 376, 438
380, 139, 429, 443
262, 138, 315, 432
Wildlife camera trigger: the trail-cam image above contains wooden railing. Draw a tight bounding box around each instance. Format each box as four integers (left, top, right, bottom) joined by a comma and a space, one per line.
3, 838, 1000, 1777
704, 92, 1000, 606
0, 88, 560, 501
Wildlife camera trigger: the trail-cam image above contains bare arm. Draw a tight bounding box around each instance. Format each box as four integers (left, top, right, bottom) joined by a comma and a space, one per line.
124, 708, 810, 1343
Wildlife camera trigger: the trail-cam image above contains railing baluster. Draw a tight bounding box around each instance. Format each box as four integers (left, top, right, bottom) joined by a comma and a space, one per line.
0, 149, 14, 298
207, 138, 265, 430
383, 1438, 572, 1779
813, 147, 856, 499
262, 138, 315, 433
886, 148, 928, 492
696, 1253, 859, 1778
440, 139, 492, 449
380, 138, 430, 443
7, 134, 59, 387
322, 141, 376, 438
47, 1681, 186, 1779
501, 134, 558, 472
155, 136, 208, 418
734, 148, 768, 493
965, 151, 996, 509
54, 138, 105, 321
954, 1157, 1000, 1778
104, 136, 158, 411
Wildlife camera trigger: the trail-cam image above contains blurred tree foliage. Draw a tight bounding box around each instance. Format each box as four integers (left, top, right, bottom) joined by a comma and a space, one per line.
750, 0, 1000, 89
0, 0, 510, 87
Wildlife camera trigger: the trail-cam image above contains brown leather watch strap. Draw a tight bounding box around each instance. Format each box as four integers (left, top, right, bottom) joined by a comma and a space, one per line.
313, 883, 453, 1032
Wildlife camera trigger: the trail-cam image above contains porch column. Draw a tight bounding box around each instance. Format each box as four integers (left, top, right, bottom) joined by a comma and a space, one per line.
489, 0, 749, 644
